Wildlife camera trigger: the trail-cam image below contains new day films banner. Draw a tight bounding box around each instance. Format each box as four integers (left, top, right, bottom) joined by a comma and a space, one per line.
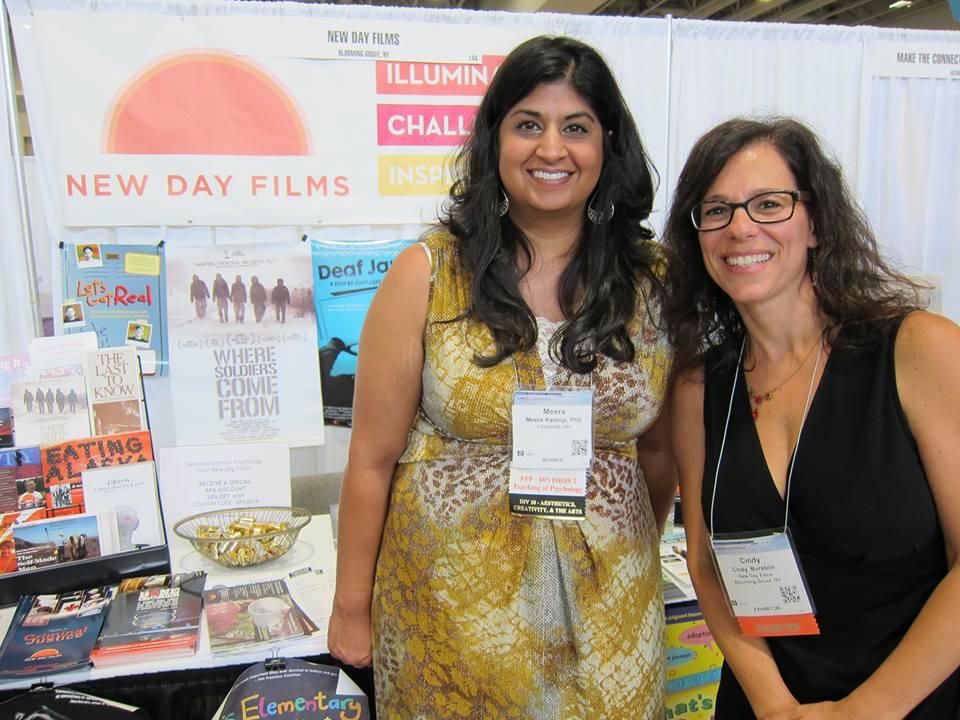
165, 242, 324, 447
9, 1, 669, 227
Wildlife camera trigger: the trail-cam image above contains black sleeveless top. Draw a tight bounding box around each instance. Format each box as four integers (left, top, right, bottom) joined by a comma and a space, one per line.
702, 318, 960, 718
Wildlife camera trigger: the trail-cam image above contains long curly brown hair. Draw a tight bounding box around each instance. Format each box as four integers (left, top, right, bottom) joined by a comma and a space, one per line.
662, 116, 925, 375
441, 35, 664, 373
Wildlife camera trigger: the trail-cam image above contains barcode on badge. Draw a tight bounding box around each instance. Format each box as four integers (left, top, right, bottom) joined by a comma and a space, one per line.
571, 439, 588, 456
779, 584, 802, 604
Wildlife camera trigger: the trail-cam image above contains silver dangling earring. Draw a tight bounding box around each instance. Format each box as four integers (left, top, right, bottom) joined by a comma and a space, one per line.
586, 191, 614, 225
497, 188, 510, 217
809, 248, 819, 288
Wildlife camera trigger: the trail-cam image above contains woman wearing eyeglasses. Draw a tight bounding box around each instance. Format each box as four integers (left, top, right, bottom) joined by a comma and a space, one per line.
663, 116, 960, 719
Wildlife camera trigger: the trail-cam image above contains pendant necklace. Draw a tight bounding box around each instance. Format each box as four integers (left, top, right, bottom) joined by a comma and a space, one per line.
745, 335, 823, 420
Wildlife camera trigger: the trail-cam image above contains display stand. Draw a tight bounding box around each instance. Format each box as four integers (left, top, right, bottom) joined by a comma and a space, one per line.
0, 357, 169, 606
0, 512, 362, 714
0, 545, 169, 608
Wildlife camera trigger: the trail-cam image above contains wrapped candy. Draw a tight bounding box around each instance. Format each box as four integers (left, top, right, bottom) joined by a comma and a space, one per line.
173, 507, 312, 569
198, 518, 290, 567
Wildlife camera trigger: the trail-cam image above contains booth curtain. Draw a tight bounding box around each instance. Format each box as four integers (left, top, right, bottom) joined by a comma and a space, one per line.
862, 73, 960, 313
3, 0, 960, 351
667, 20, 865, 205
0, 69, 35, 355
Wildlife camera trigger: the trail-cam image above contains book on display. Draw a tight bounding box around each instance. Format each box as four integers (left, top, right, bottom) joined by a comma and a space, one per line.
91, 571, 206, 667
0, 587, 112, 678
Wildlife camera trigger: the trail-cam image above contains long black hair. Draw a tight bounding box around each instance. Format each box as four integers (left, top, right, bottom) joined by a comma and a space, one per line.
662, 116, 924, 375
442, 35, 663, 373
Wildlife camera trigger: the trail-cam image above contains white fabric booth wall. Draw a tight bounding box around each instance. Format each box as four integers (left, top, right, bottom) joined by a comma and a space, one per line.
2, 0, 959, 476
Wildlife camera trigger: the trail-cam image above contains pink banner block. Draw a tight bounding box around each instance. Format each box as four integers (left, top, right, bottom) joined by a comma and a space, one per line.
377, 104, 477, 147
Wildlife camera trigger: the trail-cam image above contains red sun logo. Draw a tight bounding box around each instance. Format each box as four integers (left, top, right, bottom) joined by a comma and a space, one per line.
29, 648, 62, 659
104, 50, 310, 156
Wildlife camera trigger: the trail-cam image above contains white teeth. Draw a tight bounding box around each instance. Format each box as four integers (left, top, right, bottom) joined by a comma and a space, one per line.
531, 170, 570, 181
725, 253, 772, 267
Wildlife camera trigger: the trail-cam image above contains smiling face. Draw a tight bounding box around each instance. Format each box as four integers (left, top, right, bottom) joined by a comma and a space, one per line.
698, 142, 816, 309
497, 80, 603, 227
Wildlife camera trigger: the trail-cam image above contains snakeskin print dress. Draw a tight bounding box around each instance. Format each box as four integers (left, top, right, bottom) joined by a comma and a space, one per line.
371, 230, 672, 719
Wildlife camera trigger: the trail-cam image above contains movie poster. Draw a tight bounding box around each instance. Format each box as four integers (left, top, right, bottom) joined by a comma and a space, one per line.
61, 244, 168, 376
308, 232, 417, 425
165, 242, 324, 447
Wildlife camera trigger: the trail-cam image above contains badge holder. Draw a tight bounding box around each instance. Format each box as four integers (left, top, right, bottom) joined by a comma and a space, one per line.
707, 337, 824, 637
709, 527, 819, 637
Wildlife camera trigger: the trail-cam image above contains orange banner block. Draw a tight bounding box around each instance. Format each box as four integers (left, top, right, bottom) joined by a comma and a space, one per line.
738, 613, 820, 637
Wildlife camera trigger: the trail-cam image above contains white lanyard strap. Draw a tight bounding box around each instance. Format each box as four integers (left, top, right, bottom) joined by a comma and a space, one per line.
709, 336, 823, 537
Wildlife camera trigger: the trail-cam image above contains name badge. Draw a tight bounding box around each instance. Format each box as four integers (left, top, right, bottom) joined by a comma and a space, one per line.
509, 390, 592, 521
511, 390, 592, 469
709, 530, 819, 637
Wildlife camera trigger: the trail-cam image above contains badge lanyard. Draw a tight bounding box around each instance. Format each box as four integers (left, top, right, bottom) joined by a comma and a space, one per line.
708, 336, 822, 637
508, 346, 594, 521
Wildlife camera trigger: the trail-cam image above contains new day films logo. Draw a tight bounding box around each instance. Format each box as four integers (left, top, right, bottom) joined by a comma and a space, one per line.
65, 51, 349, 202
62, 48, 507, 205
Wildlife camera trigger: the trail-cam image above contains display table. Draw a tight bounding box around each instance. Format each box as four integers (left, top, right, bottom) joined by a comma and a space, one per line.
0, 517, 713, 720
0, 514, 379, 718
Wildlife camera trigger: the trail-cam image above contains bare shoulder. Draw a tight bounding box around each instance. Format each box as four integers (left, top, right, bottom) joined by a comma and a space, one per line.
895, 310, 960, 425
896, 311, 960, 387
362, 242, 432, 347
381, 242, 432, 291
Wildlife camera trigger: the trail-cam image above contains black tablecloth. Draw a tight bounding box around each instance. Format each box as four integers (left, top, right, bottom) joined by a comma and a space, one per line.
0, 655, 376, 720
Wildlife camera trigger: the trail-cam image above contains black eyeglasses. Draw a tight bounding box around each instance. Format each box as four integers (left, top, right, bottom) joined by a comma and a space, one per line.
691, 190, 813, 232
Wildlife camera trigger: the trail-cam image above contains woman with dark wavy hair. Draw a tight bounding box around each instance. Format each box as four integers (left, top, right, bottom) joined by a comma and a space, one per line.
665, 116, 960, 719
329, 35, 675, 718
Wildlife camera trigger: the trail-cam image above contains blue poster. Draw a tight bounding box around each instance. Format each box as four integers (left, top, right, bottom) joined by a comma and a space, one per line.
309, 236, 415, 425
61, 244, 168, 376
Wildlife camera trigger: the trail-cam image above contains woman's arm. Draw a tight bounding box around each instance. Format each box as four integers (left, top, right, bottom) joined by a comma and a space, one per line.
326, 244, 431, 668
636, 399, 678, 536
767, 312, 960, 720
671, 369, 800, 718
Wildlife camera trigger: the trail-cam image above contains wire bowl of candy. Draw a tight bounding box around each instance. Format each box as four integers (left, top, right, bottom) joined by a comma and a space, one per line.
173, 506, 312, 568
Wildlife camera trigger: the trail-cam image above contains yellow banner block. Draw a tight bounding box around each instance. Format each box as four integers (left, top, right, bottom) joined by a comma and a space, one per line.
124, 252, 161, 276
378, 154, 455, 196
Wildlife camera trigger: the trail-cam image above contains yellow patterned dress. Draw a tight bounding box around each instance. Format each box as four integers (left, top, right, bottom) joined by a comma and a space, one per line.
372, 230, 672, 719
